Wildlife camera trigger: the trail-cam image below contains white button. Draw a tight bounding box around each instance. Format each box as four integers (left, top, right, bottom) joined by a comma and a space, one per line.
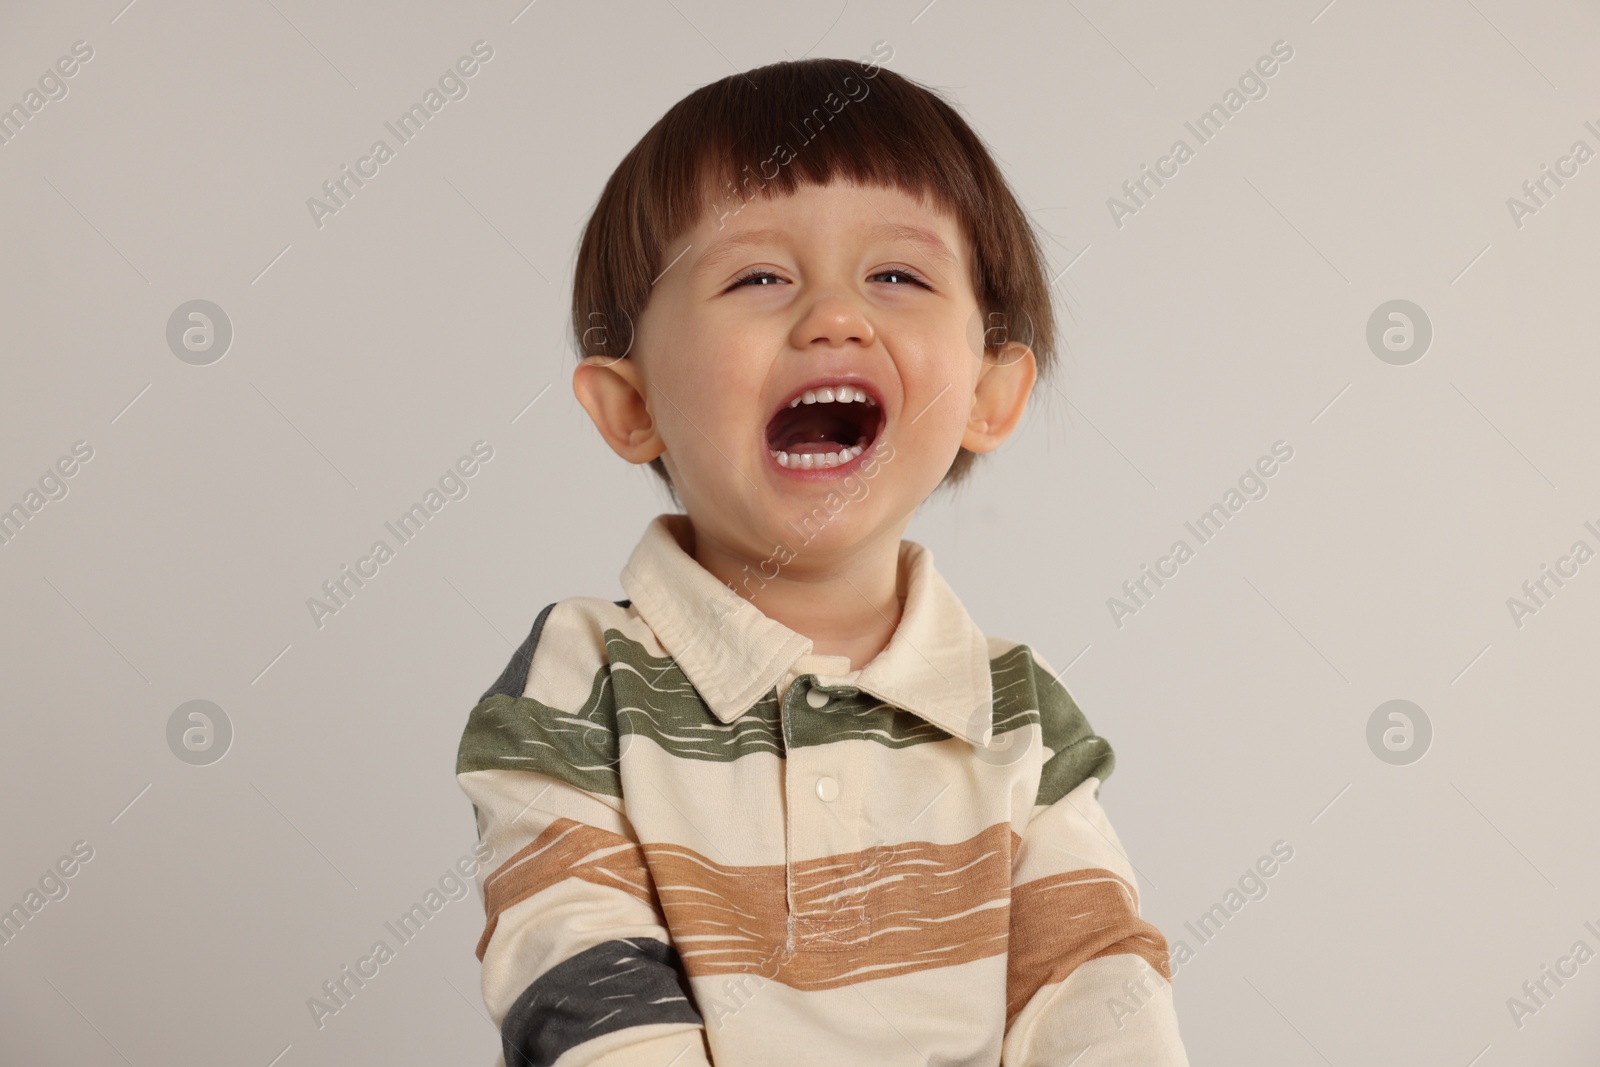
815, 775, 839, 802
805, 687, 830, 708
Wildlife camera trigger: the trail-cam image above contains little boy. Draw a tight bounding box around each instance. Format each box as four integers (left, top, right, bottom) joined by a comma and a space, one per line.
456, 54, 1190, 1066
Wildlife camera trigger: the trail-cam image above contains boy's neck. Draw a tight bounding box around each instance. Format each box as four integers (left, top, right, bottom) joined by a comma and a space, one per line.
685, 519, 908, 672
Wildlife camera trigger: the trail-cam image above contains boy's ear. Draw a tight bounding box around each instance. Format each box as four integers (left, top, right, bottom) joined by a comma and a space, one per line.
572, 355, 666, 464
962, 341, 1036, 454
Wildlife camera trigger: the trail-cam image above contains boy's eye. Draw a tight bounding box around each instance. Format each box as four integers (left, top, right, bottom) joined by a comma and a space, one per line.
869, 268, 931, 289
729, 269, 787, 288
727, 267, 933, 290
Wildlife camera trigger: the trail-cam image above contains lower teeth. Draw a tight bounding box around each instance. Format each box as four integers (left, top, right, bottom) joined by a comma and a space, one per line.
771, 437, 868, 470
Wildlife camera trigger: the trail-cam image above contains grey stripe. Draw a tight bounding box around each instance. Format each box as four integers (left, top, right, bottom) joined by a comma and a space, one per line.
481, 602, 558, 702
501, 937, 703, 1067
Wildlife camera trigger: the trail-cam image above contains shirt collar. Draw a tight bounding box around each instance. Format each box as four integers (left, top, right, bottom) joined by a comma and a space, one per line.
619, 513, 995, 747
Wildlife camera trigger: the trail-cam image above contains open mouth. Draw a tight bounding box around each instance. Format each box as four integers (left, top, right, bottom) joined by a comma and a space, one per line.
764, 383, 885, 471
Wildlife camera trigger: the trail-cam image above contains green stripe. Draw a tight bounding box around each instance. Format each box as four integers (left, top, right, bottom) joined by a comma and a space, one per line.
1032, 664, 1114, 806
455, 630, 1109, 805
456, 631, 785, 798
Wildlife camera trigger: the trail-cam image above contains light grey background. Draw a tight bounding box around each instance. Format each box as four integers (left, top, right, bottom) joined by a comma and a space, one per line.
2, 0, 1597, 1063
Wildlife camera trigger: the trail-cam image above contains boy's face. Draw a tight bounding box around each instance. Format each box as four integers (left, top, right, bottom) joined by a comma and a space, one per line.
575, 177, 1034, 567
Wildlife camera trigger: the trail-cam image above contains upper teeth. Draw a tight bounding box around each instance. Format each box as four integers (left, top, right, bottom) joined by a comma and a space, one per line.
788, 385, 875, 408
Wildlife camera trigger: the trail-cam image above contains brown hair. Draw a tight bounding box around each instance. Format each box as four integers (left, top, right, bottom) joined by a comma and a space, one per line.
571, 54, 1058, 499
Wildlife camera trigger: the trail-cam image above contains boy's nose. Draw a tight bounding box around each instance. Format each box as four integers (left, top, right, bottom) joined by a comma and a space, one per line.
790, 294, 876, 350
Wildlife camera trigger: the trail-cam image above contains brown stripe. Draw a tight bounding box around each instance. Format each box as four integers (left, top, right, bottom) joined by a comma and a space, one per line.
1005, 868, 1171, 1021
644, 822, 1015, 988
476, 818, 659, 960
477, 819, 1165, 1005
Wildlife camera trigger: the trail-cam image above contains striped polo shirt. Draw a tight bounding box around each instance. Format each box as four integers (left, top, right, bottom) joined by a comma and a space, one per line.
455, 513, 1190, 1066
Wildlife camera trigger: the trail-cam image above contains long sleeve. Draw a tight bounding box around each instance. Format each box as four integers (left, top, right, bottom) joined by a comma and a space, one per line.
456, 603, 715, 1067
1001, 671, 1190, 1066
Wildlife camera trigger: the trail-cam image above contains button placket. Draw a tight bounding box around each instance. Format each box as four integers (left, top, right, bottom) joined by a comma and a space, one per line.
781, 675, 871, 957
820, 704, 870, 958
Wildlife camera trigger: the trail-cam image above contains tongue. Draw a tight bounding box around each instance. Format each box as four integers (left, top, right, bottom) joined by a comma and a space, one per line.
768, 404, 865, 455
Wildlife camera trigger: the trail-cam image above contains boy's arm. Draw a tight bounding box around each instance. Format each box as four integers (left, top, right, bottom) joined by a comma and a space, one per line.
1000, 670, 1190, 1066
457, 607, 715, 1067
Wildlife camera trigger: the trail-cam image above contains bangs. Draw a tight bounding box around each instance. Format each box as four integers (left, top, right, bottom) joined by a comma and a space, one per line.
649, 59, 979, 269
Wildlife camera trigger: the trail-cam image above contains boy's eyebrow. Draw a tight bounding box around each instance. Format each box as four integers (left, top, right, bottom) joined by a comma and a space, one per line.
692, 222, 960, 278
